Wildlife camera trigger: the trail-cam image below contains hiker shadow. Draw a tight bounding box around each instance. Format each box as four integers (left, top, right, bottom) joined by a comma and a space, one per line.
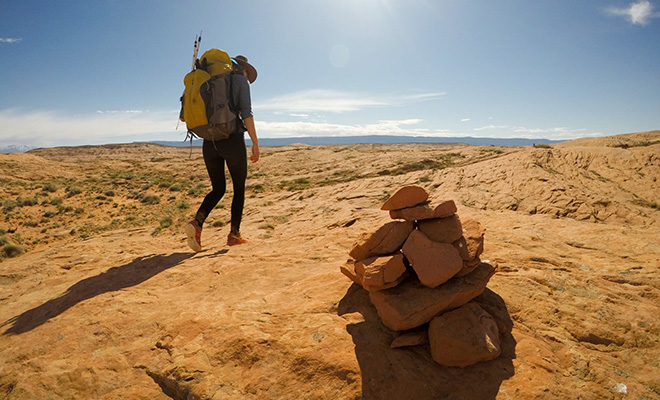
337, 285, 516, 400
1, 252, 193, 336
193, 249, 229, 259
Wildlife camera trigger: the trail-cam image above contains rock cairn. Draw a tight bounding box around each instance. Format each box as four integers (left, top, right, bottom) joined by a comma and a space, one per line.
341, 185, 501, 367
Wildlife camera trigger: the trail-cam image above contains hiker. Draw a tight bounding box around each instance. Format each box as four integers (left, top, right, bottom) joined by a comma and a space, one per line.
185, 55, 259, 250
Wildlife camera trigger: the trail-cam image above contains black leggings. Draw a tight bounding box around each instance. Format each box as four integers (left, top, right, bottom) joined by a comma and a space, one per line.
194, 134, 247, 233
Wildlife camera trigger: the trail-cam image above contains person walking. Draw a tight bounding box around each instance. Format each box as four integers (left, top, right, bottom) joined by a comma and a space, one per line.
185, 55, 259, 251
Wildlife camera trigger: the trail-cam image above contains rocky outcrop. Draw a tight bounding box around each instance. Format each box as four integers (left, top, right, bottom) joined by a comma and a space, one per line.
428, 302, 501, 367
348, 221, 414, 261
369, 262, 496, 331
341, 185, 503, 367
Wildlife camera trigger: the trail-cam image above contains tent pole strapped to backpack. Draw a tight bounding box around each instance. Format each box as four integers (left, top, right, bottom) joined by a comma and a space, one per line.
191, 31, 202, 71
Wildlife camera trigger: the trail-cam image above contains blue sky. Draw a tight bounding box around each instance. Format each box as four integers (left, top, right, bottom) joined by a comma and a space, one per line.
1, 0, 659, 148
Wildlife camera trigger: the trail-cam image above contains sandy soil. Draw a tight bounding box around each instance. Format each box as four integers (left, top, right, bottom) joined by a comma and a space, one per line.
1, 131, 659, 399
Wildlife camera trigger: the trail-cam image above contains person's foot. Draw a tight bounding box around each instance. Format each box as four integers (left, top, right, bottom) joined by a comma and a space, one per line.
185, 220, 202, 252
227, 231, 248, 246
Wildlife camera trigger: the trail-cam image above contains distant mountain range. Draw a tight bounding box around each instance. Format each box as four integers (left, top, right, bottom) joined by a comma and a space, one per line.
0, 144, 36, 153
151, 135, 564, 148
1, 135, 563, 153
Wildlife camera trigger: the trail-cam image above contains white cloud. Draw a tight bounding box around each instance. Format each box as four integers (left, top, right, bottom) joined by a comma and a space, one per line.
512, 126, 598, 140
256, 89, 445, 113
96, 110, 144, 114
474, 124, 510, 131
256, 118, 450, 138
461, 118, 471, 122
0, 107, 602, 148
0, 38, 23, 43
607, 0, 659, 25
0, 108, 180, 147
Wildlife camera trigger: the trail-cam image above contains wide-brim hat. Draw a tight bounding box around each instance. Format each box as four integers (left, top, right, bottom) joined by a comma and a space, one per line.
233, 55, 257, 83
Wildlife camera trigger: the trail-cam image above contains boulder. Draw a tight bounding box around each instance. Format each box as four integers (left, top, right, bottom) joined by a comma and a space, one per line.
349, 221, 414, 261
389, 200, 457, 221
390, 327, 429, 348
455, 256, 481, 277
452, 218, 485, 261
428, 302, 501, 367
369, 262, 497, 331
355, 253, 409, 291
418, 215, 463, 244
402, 230, 462, 288
340, 261, 362, 286
380, 186, 429, 211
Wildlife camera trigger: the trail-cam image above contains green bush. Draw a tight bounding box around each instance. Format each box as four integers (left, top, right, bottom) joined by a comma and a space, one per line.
17, 197, 38, 207
66, 187, 83, 197
2, 243, 25, 258
159, 216, 173, 229
249, 184, 265, 193
42, 183, 58, 193
2, 200, 18, 212
141, 194, 160, 205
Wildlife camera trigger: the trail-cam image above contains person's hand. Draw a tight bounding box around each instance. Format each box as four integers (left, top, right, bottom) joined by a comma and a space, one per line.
250, 145, 260, 163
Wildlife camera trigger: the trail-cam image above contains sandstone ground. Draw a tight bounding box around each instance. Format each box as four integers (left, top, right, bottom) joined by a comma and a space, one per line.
1, 131, 659, 399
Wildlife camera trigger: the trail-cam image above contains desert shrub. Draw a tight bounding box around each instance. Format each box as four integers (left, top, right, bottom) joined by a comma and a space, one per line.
42, 183, 58, 193
633, 199, 659, 210
212, 220, 225, 227
159, 216, 173, 229
187, 184, 206, 197
105, 190, 115, 197
141, 194, 160, 205
248, 184, 265, 193
65, 187, 83, 197
43, 211, 56, 218
158, 181, 172, 189
2, 243, 25, 258
177, 202, 190, 210
50, 197, 63, 206
169, 184, 182, 192
0, 236, 9, 246
17, 197, 38, 207
279, 178, 311, 191
57, 205, 74, 214
2, 200, 18, 212
23, 221, 38, 227
533, 144, 552, 149
74, 207, 85, 215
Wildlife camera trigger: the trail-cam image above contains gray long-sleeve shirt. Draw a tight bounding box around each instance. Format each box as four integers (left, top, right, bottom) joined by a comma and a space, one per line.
231, 74, 253, 123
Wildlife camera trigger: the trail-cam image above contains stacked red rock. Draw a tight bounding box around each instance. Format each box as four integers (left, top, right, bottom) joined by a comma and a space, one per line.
341, 185, 501, 367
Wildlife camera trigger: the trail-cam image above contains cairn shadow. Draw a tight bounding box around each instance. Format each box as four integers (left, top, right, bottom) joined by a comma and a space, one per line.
2, 253, 193, 335
338, 285, 517, 400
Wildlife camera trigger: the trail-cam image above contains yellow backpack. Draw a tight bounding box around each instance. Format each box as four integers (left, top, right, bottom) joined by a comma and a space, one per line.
180, 48, 238, 141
